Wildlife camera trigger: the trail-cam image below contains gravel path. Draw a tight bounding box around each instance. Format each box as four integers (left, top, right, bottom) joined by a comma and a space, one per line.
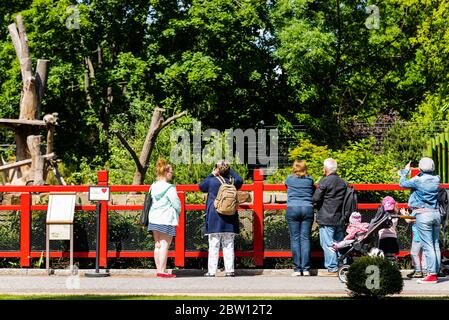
0, 270, 448, 297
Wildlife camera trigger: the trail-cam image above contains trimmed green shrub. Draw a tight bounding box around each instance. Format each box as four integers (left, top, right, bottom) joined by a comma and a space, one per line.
346, 256, 403, 298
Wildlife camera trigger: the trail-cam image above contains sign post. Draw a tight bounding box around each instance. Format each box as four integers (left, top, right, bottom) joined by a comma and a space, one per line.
85, 186, 110, 277
46, 192, 76, 275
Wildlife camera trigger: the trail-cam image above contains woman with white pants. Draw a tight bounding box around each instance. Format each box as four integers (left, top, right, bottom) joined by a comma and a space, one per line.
199, 161, 243, 277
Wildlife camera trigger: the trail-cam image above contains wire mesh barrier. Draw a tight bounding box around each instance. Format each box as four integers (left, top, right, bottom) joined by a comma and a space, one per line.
264, 210, 291, 251
353, 120, 449, 152
262, 209, 413, 253
185, 210, 253, 252
0, 170, 447, 268
31, 210, 98, 252
0, 211, 20, 251
107, 211, 161, 252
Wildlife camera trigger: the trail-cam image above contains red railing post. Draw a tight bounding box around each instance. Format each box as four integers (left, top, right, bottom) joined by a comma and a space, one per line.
253, 169, 264, 266
20, 192, 31, 267
175, 191, 186, 267
98, 170, 109, 268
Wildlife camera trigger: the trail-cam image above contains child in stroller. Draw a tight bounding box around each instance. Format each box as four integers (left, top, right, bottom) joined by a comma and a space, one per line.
336, 198, 398, 283
330, 212, 369, 252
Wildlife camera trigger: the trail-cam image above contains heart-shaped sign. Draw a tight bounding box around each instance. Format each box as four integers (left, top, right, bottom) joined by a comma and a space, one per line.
102, 188, 107, 193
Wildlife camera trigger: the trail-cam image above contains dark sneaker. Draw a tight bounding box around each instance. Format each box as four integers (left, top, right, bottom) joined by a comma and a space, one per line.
406, 271, 416, 278
407, 271, 424, 278
413, 271, 424, 278
225, 272, 235, 277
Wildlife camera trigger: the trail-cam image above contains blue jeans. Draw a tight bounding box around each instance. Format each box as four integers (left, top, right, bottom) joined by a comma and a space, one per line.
411, 240, 427, 272
319, 225, 344, 272
286, 206, 313, 272
415, 209, 441, 275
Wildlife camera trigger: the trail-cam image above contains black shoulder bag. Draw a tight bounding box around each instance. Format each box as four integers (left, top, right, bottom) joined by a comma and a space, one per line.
140, 190, 152, 227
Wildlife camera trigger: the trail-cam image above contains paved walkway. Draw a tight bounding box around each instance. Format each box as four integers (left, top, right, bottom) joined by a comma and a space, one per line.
0, 269, 448, 297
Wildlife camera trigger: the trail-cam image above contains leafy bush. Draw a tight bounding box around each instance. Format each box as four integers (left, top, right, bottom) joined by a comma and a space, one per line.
346, 256, 403, 298
381, 121, 436, 165
268, 138, 409, 203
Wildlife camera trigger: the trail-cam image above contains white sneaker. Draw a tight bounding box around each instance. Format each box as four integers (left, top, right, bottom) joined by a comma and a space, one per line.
302, 270, 310, 276
291, 271, 302, 277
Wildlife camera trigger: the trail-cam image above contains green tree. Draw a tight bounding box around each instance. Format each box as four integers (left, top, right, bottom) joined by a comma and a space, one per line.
271, 0, 429, 147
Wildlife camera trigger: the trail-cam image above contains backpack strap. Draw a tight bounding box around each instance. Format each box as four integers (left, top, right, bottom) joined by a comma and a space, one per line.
215, 175, 226, 185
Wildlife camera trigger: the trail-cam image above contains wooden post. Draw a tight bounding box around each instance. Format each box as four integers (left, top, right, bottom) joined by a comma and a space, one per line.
20, 192, 31, 267
6, 15, 50, 185
442, 132, 448, 184
27, 135, 44, 185
445, 131, 449, 183
175, 191, 186, 267
253, 169, 264, 267
98, 171, 109, 268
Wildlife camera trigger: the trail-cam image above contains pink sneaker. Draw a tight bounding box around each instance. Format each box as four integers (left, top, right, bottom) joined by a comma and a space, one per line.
156, 272, 176, 278
417, 274, 438, 284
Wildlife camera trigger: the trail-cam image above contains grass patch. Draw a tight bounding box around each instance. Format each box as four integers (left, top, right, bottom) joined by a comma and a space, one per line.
0, 295, 449, 300
0, 295, 349, 300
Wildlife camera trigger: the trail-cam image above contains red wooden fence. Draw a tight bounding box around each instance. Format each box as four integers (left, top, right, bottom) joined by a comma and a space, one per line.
0, 169, 447, 268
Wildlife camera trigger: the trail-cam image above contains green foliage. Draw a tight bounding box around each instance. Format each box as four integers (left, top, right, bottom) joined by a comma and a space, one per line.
0, 211, 20, 251
346, 256, 404, 298
333, 138, 398, 185
381, 121, 434, 165
270, 0, 428, 147
268, 138, 408, 203
270, 138, 399, 183
0, 0, 447, 183
288, 139, 330, 180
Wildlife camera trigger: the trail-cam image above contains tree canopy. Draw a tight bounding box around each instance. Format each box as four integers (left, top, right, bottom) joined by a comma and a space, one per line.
0, 0, 448, 182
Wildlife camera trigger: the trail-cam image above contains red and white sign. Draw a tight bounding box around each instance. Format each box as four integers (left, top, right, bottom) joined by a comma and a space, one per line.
88, 186, 110, 201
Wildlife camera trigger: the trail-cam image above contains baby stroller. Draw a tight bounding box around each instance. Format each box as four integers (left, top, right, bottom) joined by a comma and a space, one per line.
337, 207, 395, 283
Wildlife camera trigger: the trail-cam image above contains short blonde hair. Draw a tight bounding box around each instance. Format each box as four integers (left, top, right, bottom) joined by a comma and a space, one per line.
292, 160, 308, 177
156, 159, 172, 177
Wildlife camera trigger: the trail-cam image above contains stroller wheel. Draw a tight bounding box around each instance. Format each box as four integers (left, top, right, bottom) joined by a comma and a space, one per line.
338, 265, 350, 283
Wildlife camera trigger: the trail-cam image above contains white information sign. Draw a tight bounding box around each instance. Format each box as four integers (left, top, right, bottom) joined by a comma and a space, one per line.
46, 193, 76, 224
49, 224, 71, 240
88, 186, 110, 201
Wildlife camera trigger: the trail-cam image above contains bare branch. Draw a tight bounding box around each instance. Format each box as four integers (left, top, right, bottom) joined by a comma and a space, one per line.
16, 15, 32, 80
161, 111, 188, 129
0, 119, 46, 128
113, 130, 143, 172
8, 23, 21, 62
0, 153, 54, 171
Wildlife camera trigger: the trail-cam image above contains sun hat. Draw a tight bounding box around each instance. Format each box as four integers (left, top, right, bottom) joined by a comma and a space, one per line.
382, 196, 396, 211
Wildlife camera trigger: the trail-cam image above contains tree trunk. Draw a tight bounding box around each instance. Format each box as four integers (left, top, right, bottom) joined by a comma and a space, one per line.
27, 135, 44, 185
6, 15, 51, 185
132, 108, 165, 185
35, 59, 49, 119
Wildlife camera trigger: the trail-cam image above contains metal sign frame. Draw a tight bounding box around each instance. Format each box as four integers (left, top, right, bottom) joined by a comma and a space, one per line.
46, 192, 76, 275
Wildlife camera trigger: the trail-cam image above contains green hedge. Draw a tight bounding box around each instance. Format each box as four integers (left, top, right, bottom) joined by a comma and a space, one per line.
346, 256, 403, 298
